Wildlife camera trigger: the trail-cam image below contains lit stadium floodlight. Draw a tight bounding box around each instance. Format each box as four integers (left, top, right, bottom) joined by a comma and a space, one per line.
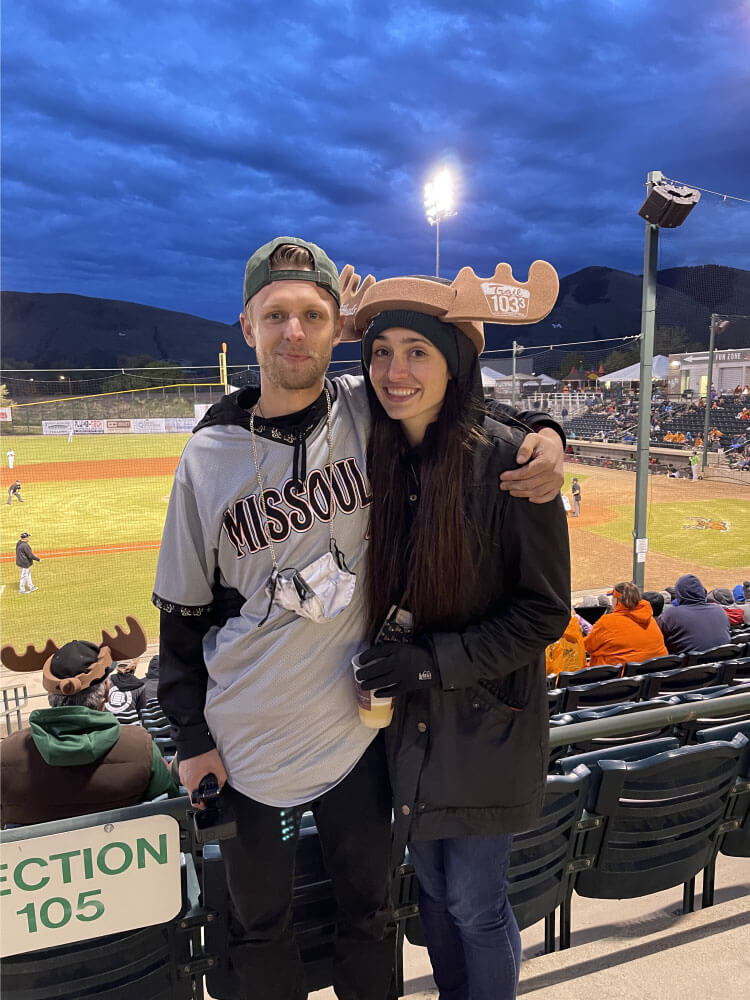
424, 167, 458, 277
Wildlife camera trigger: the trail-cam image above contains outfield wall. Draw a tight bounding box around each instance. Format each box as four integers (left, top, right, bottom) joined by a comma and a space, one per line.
42, 417, 198, 435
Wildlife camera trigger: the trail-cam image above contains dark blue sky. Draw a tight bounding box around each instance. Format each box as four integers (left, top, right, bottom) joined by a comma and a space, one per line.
2, 0, 749, 324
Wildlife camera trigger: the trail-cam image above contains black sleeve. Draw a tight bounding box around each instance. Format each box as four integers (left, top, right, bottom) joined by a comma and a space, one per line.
489, 402, 566, 448
432, 491, 571, 690
157, 610, 216, 759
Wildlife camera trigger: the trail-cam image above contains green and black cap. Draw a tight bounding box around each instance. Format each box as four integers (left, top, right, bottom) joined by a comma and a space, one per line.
242, 236, 340, 308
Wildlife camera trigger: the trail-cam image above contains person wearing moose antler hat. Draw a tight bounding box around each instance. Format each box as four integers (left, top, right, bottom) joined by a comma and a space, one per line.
152, 237, 567, 999
0, 618, 178, 827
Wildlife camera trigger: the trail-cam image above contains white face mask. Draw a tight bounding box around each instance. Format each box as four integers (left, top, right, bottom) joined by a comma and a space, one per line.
266, 546, 356, 625
250, 391, 357, 627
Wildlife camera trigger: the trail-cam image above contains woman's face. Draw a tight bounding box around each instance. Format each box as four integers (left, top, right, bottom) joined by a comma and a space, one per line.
369, 327, 450, 446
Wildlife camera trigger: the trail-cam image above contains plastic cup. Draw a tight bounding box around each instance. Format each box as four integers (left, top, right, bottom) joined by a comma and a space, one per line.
352, 653, 394, 729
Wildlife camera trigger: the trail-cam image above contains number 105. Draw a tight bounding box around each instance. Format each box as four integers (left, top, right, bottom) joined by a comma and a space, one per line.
16, 889, 104, 932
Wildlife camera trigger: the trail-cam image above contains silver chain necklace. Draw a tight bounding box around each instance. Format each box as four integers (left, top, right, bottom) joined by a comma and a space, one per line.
250, 388, 335, 574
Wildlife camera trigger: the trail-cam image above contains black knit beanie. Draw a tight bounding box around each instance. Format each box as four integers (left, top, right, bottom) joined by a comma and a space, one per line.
361, 309, 463, 377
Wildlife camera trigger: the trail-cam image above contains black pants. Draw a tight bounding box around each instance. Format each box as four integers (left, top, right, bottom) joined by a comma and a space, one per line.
221, 734, 396, 1000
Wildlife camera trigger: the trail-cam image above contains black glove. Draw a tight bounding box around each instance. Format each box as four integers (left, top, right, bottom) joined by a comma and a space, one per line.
356, 641, 440, 697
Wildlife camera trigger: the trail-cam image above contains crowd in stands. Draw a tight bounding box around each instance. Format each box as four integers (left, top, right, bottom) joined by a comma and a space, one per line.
561, 390, 749, 449
546, 574, 750, 679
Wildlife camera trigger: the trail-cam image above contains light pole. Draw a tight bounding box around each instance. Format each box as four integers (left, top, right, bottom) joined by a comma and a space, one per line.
632, 171, 700, 589
701, 314, 730, 471
511, 341, 524, 407
423, 168, 457, 277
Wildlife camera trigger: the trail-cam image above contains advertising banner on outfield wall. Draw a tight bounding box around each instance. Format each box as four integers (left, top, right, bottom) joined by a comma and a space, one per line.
0, 407, 12, 422
165, 417, 196, 433
74, 420, 105, 434
132, 418, 166, 433
105, 420, 134, 433
42, 421, 74, 435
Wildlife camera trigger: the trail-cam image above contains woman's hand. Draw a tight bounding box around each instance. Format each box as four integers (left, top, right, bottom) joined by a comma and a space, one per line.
500, 428, 564, 503
356, 642, 440, 696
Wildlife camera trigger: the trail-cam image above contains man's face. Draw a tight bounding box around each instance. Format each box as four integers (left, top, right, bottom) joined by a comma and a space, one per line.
240, 280, 342, 394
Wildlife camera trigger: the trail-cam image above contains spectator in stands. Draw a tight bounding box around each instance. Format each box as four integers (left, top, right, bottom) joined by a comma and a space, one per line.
657, 574, 731, 655
707, 588, 747, 627
546, 613, 586, 676
354, 273, 570, 1000
106, 657, 148, 715
642, 591, 665, 619
144, 655, 160, 703
584, 582, 668, 667
0, 640, 178, 826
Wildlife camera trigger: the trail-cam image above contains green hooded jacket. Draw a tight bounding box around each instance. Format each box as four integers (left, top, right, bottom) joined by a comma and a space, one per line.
29, 707, 178, 801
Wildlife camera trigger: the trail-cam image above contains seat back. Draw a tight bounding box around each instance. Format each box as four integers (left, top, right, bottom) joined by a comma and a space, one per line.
563, 676, 642, 711
623, 654, 685, 677
685, 643, 747, 666
555, 664, 622, 689
549, 699, 677, 760
639, 663, 722, 700
555, 737, 680, 775
575, 736, 747, 900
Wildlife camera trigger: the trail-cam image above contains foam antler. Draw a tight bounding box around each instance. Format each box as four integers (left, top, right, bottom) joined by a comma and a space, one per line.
339, 264, 376, 342
101, 616, 147, 661
1, 639, 59, 673
443, 260, 559, 325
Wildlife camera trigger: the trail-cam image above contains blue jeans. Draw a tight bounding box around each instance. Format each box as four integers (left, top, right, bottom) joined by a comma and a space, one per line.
408, 834, 521, 1000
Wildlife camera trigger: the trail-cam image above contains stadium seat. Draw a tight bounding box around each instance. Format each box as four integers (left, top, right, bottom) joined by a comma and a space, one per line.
548, 688, 565, 715
405, 768, 593, 955
695, 723, 750, 906
562, 676, 642, 712
549, 699, 677, 762
639, 663, 724, 700
0, 797, 208, 1000
623, 653, 685, 677
555, 664, 623, 689
719, 656, 750, 683
554, 737, 681, 776
567, 735, 748, 937
685, 643, 748, 666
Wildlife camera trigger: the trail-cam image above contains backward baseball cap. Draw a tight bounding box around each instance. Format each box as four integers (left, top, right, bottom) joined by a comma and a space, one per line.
243, 236, 340, 307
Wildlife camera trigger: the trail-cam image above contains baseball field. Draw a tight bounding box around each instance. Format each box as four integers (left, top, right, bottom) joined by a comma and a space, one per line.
1, 435, 749, 656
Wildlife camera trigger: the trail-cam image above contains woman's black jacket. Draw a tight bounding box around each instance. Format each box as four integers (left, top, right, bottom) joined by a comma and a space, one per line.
386, 416, 571, 846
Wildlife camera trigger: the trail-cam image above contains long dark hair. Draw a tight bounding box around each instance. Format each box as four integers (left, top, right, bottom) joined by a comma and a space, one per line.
365, 373, 485, 639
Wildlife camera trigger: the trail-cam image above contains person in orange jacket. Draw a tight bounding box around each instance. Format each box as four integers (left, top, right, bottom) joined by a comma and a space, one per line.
584, 581, 668, 667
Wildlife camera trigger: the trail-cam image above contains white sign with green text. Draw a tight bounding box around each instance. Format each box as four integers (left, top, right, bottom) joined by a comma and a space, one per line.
0, 814, 182, 956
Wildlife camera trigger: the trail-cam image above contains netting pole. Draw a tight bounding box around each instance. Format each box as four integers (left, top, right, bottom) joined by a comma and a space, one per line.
633, 172, 661, 590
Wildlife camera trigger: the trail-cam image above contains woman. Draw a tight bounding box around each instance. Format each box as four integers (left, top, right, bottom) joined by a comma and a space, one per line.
584, 582, 668, 667
352, 273, 571, 1000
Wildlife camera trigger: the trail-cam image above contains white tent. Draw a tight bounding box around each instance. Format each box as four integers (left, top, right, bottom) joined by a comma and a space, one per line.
523, 374, 559, 387
598, 355, 669, 383
481, 365, 503, 387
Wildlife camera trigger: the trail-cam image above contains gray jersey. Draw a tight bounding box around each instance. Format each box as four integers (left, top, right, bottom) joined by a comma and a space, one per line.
154, 375, 376, 807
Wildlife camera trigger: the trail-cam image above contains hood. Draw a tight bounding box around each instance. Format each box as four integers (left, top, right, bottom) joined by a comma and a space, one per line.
615, 600, 654, 628
194, 383, 333, 489
110, 672, 145, 691
674, 574, 707, 605
145, 656, 160, 679
708, 587, 735, 607
29, 707, 121, 766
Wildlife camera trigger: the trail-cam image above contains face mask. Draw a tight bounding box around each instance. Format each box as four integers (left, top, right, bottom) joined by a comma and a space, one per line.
264, 544, 356, 625
251, 391, 357, 628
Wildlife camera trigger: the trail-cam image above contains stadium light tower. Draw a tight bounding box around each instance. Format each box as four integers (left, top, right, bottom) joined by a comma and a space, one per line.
632, 170, 700, 589
424, 167, 457, 277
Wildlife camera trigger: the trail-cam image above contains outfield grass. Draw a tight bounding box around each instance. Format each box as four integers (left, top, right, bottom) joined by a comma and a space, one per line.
586, 499, 750, 571
1, 549, 160, 650
1, 476, 173, 556
2, 433, 190, 464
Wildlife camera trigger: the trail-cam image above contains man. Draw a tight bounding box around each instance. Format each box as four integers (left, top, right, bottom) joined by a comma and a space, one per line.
584, 582, 668, 667
689, 450, 700, 481
0, 639, 177, 826
153, 237, 566, 999
106, 658, 148, 714
7, 447, 15, 468
658, 573, 731, 655
15, 531, 40, 593
7, 479, 23, 503
571, 476, 581, 516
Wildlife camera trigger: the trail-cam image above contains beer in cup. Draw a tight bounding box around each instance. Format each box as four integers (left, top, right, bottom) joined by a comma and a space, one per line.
352, 653, 394, 729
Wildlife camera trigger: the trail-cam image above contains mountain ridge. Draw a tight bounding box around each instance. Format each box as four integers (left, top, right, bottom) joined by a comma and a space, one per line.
2, 264, 748, 369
